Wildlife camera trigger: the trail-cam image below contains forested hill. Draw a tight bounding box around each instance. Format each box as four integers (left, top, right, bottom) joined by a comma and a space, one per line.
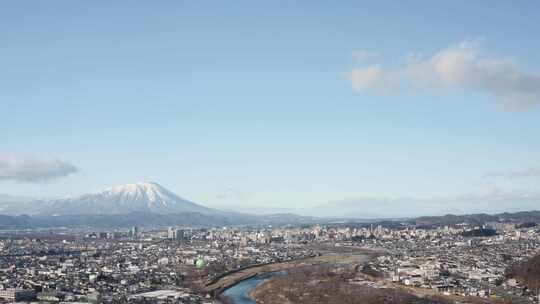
412, 211, 540, 227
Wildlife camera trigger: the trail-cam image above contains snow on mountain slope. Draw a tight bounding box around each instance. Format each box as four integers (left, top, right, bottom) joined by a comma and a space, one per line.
1, 182, 217, 216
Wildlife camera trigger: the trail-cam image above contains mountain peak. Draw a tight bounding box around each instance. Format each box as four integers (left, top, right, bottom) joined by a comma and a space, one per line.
0, 182, 216, 216
104, 181, 166, 196
106, 181, 162, 189
97, 181, 190, 208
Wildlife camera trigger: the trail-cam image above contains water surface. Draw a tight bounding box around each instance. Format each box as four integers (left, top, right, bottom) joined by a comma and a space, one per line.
221, 272, 284, 304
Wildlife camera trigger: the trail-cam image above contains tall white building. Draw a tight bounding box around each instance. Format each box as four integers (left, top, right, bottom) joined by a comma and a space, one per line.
167, 227, 184, 240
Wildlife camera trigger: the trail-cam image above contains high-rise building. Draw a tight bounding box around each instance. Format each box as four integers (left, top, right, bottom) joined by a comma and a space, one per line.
167, 227, 176, 239
167, 227, 184, 240
130, 226, 139, 238
176, 229, 184, 240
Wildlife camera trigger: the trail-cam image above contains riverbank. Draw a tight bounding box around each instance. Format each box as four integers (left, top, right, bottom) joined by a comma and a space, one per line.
208, 248, 379, 298
248, 262, 511, 304
247, 263, 448, 304
220, 272, 286, 304
212, 249, 380, 303
205, 250, 380, 295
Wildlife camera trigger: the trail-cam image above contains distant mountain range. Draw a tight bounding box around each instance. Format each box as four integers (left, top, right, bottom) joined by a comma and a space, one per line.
411, 211, 540, 227
0, 182, 539, 229
0, 182, 323, 229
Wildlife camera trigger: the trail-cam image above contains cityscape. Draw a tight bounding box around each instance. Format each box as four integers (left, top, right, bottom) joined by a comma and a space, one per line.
2, 1, 540, 303
1, 183, 540, 303
0, 216, 539, 303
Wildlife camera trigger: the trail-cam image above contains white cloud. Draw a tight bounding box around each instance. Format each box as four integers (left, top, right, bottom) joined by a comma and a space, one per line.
348, 65, 399, 93
349, 42, 540, 110
0, 155, 79, 182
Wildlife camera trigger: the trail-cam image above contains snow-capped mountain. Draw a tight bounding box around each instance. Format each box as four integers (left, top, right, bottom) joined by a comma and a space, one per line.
0, 182, 217, 216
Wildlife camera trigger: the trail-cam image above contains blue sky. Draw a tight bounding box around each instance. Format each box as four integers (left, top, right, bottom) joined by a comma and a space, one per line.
1, 1, 540, 216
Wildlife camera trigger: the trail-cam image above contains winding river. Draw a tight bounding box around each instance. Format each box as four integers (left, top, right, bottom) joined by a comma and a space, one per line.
221, 272, 284, 304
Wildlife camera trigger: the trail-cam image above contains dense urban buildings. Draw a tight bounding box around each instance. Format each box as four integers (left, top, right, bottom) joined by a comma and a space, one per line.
0, 220, 539, 303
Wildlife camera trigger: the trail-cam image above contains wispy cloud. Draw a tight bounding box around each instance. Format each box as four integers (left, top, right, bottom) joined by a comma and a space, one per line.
0, 155, 79, 182
349, 41, 540, 110
313, 189, 540, 218
485, 167, 540, 179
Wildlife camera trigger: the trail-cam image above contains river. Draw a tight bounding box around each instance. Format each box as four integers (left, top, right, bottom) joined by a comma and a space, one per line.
221, 272, 284, 304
